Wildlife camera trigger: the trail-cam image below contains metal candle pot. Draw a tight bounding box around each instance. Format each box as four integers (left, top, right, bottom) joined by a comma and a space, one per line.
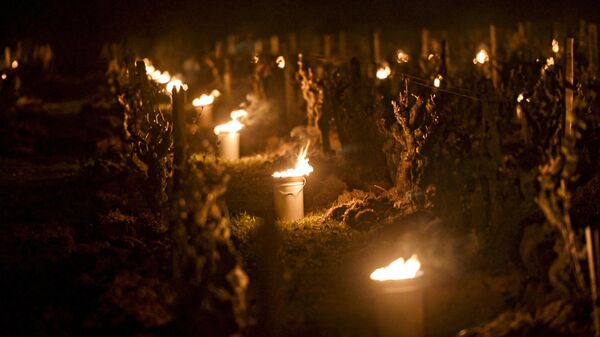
217, 131, 240, 161
273, 176, 306, 221
373, 274, 425, 337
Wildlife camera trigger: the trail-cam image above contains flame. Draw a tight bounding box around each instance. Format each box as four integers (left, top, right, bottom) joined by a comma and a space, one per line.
473, 49, 489, 64
1, 73, 6, 80
211, 89, 221, 97
276, 55, 286, 69
433, 75, 443, 88
193, 93, 215, 107
370, 255, 422, 281
273, 143, 314, 178
11, 60, 18, 69
546, 57, 555, 67
166, 78, 188, 93
517, 93, 524, 103
214, 109, 248, 135
552, 39, 560, 53
376, 64, 391, 79
157, 71, 171, 84
396, 49, 410, 63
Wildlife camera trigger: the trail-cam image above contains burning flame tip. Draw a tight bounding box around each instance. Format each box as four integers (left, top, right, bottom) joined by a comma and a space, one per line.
273, 143, 314, 178
370, 254, 422, 281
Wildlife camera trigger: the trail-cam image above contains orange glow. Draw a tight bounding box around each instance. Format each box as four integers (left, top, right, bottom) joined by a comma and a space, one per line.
473, 49, 489, 64
376, 64, 391, 79
273, 143, 314, 178
214, 109, 248, 135
370, 255, 422, 281
193, 93, 215, 107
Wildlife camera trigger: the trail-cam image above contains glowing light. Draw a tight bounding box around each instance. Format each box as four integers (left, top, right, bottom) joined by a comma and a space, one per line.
396, 49, 410, 63
166, 78, 188, 93
214, 109, 248, 135
433, 75, 443, 88
273, 143, 314, 178
517, 93, 524, 103
552, 39, 560, 53
473, 49, 489, 64
376, 64, 391, 79
11, 60, 18, 69
370, 255, 422, 281
251, 55, 259, 64
211, 89, 221, 97
427, 53, 435, 61
546, 57, 555, 66
276, 55, 286, 69
1, 73, 6, 80
193, 94, 215, 107
157, 71, 171, 84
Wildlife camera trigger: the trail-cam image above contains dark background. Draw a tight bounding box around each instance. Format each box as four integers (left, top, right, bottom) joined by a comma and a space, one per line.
2, 0, 599, 71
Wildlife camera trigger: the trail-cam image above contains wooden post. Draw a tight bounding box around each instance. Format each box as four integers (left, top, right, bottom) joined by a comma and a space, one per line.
227, 34, 236, 56
565, 38, 574, 138
254, 39, 263, 55
579, 20, 588, 50
223, 58, 232, 96
215, 40, 223, 60
172, 86, 187, 190
323, 34, 333, 59
586, 226, 600, 337
4, 47, 10, 68
589, 24, 598, 73
270, 35, 280, 55
338, 31, 348, 59
490, 25, 499, 89
284, 51, 296, 127
288, 33, 297, 55
420, 29, 429, 60
372, 29, 381, 64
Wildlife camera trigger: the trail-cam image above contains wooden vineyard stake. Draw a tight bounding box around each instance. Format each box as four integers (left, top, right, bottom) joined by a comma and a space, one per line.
372, 29, 381, 64
288, 33, 297, 55
171, 86, 187, 194
490, 25, 498, 89
270, 35, 280, 55
227, 34, 236, 56
323, 34, 333, 60
589, 24, 598, 73
254, 39, 263, 55
586, 226, 600, 337
565, 38, 574, 138
338, 31, 348, 59
223, 58, 232, 96
284, 50, 296, 128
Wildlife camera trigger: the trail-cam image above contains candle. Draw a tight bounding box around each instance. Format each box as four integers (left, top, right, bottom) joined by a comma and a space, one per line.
214, 109, 248, 161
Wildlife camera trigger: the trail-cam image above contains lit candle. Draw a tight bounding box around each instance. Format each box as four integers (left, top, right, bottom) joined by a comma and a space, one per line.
214, 109, 248, 161
272, 143, 313, 221
371, 255, 425, 337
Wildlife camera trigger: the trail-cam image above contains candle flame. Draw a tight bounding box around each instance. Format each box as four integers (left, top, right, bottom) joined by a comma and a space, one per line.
433, 75, 443, 88
370, 254, 422, 281
193, 93, 215, 107
214, 109, 248, 135
473, 49, 489, 64
276, 55, 286, 69
273, 143, 314, 178
166, 78, 188, 92
376, 64, 391, 79
552, 39, 560, 53
11, 60, 18, 69
517, 93, 524, 103
396, 49, 410, 63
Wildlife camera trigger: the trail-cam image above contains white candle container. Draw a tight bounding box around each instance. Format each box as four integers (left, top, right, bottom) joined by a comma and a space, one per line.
273, 176, 306, 221
373, 275, 425, 337
196, 105, 213, 127
218, 132, 240, 161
